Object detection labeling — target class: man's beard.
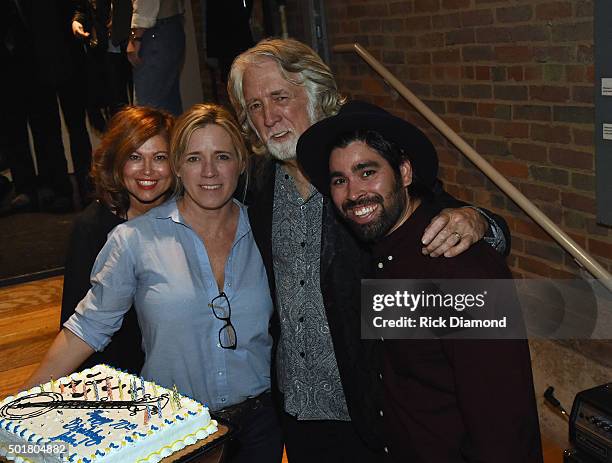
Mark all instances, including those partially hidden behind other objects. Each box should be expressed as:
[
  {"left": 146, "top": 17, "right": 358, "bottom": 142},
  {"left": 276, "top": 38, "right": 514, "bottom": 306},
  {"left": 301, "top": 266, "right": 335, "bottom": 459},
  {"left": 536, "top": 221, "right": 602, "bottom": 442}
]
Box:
[
  {"left": 258, "top": 100, "right": 318, "bottom": 161},
  {"left": 341, "top": 179, "right": 406, "bottom": 242},
  {"left": 266, "top": 135, "right": 298, "bottom": 161}
]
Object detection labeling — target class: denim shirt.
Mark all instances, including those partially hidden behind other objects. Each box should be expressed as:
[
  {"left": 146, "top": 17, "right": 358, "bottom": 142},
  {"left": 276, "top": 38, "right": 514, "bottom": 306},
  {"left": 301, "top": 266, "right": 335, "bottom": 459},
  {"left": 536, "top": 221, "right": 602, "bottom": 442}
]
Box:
[{"left": 65, "top": 199, "right": 273, "bottom": 411}]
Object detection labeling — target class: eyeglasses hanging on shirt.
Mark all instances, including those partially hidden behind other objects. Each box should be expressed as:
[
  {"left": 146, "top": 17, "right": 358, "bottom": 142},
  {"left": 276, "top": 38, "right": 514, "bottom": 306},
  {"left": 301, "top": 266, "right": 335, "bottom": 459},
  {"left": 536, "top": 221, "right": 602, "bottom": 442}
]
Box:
[{"left": 209, "top": 292, "right": 237, "bottom": 350}]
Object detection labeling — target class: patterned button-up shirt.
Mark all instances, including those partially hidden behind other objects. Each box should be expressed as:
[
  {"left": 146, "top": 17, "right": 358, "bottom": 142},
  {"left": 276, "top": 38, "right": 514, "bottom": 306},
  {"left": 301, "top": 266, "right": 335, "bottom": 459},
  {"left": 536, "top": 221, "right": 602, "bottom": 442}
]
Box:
[{"left": 271, "top": 164, "right": 350, "bottom": 420}]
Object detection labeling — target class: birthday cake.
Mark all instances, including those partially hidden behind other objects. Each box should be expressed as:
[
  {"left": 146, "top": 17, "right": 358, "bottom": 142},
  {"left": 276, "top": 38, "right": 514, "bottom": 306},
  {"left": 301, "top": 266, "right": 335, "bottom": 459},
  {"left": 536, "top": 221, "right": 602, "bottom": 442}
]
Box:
[{"left": 0, "top": 364, "right": 218, "bottom": 463}]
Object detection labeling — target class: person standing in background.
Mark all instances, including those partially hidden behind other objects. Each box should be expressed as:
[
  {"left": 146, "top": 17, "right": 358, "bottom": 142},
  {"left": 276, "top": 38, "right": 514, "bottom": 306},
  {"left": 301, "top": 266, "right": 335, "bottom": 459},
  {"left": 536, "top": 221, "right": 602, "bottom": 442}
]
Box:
[
  {"left": 71, "top": 0, "right": 133, "bottom": 127},
  {"left": 206, "top": 0, "right": 254, "bottom": 82},
  {"left": 1, "top": 0, "right": 90, "bottom": 213},
  {"left": 127, "top": 0, "right": 185, "bottom": 116}
]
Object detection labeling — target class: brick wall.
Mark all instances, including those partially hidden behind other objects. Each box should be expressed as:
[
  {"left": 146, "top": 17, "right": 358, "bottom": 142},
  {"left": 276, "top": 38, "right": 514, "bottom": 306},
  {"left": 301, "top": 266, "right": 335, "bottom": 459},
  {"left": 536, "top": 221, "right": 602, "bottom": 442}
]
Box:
[
  {"left": 304, "top": 0, "right": 612, "bottom": 448},
  {"left": 320, "top": 0, "right": 611, "bottom": 281}
]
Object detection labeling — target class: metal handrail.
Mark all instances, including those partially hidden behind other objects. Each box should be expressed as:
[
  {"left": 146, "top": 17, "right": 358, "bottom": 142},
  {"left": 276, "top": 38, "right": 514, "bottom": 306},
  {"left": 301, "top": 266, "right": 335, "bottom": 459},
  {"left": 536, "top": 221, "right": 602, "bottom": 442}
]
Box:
[{"left": 333, "top": 42, "right": 612, "bottom": 294}]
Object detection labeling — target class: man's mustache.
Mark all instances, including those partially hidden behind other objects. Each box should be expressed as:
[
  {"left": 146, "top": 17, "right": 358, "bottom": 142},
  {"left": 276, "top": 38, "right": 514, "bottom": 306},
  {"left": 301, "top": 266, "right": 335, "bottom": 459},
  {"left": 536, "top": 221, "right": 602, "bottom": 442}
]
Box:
[{"left": 342, "top": 194, "right": 384, "bottom": 215}]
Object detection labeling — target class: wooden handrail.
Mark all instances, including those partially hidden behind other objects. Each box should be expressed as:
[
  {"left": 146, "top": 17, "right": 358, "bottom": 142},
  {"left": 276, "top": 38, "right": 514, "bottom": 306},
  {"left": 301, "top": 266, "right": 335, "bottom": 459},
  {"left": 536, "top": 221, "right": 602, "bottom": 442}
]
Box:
[{"left": 333, "top": 42, "right": 612, "bottom": 293}]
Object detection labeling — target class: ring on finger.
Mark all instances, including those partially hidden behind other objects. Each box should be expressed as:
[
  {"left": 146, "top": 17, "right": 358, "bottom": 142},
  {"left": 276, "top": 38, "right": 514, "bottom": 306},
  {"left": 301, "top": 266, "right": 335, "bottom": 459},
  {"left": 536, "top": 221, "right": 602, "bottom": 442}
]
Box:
[{"left": 452, "top": 231, "right": 462, "bottom": 241}]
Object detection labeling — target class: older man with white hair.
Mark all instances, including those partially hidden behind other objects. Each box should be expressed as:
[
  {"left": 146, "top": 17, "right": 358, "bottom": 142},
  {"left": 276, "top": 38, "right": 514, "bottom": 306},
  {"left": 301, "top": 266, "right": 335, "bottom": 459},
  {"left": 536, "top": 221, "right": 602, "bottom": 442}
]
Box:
[{"left": 228, "top": 38, "right": 510, "bottom": 462}]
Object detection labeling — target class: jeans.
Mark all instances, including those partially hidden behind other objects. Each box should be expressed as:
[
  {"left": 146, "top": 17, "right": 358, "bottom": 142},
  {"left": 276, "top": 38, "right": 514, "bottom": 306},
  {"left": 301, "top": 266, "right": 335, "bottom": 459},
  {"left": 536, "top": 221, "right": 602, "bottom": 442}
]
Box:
[{"left": 133, "top": 14, "right": 185, "bottom": 116}]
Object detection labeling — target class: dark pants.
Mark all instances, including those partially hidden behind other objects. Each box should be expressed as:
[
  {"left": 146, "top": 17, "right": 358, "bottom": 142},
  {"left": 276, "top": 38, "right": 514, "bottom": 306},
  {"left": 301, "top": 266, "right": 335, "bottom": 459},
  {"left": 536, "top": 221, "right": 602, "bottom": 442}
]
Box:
[
  {"left": 0, "top": 86, "right": 35, "bottom": 196},
  {"left": 57, "top": 74, "right": 92, "bottom": 201},
  {"left": 10, "top": 79, "right": 73, "bottom": 199},
  {"left": 3, "top": 57, "right": 80, "bottom": 200},
  {"left": 282, "top": 412, "right": 382, "bottom": 463},
  {"left": 29, "top": 84, "right": 72, "bottom": 197},
  {"left": 133, "top": 14, "right": 185, "bottom": 116},
  {"left": 105, "top": 51, "right": 132, "bottom": 116},
  {"left": 217, "top": 392, "right": 284, "bottom": 463}
]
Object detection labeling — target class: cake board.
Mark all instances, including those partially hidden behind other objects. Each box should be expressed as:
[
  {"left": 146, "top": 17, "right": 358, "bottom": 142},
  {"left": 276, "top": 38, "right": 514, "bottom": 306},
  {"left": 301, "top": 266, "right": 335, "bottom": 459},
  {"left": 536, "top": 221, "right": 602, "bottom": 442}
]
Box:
[
  {"left": 0, "top": 422, "right": 232, "bottom": 463},
  {"left": 163, "top": 422, "right": 231, "bottom": 463}
]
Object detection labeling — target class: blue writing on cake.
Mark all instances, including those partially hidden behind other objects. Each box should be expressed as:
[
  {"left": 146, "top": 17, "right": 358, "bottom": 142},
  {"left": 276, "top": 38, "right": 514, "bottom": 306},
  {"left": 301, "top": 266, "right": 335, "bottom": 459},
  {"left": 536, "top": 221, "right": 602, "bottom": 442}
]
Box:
[
  {"left": 87, "top": 410, "right": 112, "bottom": 426},
  {"left": 49, "top": 411, "right": 136, "bottom": 447}
]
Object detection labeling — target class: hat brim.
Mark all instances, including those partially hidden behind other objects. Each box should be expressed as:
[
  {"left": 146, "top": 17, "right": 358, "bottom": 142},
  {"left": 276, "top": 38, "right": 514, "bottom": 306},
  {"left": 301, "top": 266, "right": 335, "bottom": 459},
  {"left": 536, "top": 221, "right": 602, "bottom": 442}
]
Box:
[{"left": 297, "top": 110, "right": 438, "bottom": 196}]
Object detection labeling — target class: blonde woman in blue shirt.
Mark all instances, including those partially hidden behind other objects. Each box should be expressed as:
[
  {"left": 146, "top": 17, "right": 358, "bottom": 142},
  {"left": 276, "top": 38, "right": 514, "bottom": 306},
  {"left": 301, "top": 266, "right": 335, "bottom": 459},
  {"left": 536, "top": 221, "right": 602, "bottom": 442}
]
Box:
[{"left": 25, "top": 104, "right": 283, "bottom": 462}]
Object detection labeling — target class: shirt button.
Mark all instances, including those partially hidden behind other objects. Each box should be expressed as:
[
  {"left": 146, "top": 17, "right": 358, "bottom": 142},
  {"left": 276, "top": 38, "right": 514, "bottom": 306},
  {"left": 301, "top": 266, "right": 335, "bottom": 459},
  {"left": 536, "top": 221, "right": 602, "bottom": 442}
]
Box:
[
  {"left": 387, "top": 255, "right": 393, "bottom": 261},
  {"left": 217, "top": 343, "right": 221, "bottom": 348},
  {"left": 299, "top": 317, "right": 304, "bottom": 322},
  {"left": 218, "top": 371, "right": 223, "bottom": 376},
  {"left": 221, "top": 398, "right": 226, "bottom": 402},
  {"left": 379, "top": 410, "right": 384, "bottom": 417},
  {"left": 300, "top": 280, "right": 305, "bottom": 286},
  {"left": 378, "top": 373, "right": 383, "bottom": 380},
  {"left": 284, "top": 174, "right": 289, "bottom": 179},
  {"left": 384, "top": 447, "right": 389, "bottom": 454},
  {"left": 300, "top": 352, "right": 305, "bottom": 358},
  {"left": 301, "top": 242, "right": 305, "bottom": 247},
  {"left": 377, "top": 262, "right": 384, "bottom": 269}
]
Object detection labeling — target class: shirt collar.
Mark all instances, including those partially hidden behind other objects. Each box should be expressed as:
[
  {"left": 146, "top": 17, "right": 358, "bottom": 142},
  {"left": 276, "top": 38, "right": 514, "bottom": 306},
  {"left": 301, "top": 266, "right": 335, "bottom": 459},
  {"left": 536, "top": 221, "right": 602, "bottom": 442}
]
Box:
[
  {"left": 154, "top": 198, "right": 183, "bottom": 222},
  {"left": 154, "top": 198, "right": 251, "bottom": 242},
  {"left": 275, "top": 162, "right": 320, "bottom": 205}
]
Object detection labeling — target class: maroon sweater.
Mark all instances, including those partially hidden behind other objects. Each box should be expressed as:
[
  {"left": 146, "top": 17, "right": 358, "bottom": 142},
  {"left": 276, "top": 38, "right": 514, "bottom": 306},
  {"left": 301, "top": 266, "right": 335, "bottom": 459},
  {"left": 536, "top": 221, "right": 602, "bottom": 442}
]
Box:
[{"left": 371, "top": 201, "right": 543, "bottom": 462}]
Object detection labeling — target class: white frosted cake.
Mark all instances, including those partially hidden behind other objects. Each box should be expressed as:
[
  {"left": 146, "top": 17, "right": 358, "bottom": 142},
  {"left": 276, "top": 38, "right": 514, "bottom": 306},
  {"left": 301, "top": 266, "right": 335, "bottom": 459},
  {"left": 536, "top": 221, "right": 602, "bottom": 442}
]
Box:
[{"left": 0, "top": 364, "right": 218, "bottom": 463}]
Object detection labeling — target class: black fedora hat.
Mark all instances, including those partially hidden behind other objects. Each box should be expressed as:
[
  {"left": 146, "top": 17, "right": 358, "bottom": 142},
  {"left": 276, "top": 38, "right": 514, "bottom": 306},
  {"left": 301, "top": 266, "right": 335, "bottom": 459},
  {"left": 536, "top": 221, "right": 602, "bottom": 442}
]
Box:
[{"left": 297, "top": 100, "right": 438, "bottom": 195}]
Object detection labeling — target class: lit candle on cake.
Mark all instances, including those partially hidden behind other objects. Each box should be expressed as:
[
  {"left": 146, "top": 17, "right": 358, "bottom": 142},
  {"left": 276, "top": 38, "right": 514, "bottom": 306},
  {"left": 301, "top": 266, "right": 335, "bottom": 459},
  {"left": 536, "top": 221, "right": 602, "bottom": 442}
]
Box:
[
  {"left": 106, "top": 377, "right": 113, "bottom": 400},
  {"left": 60, "top": 382, "right": 65, "bottom": 395},
  {"left": 172, "top": 385, "right": 181, "bottom": 410},
  {"left": 170, "top": 385, "right": 177, "bottom": 412}
]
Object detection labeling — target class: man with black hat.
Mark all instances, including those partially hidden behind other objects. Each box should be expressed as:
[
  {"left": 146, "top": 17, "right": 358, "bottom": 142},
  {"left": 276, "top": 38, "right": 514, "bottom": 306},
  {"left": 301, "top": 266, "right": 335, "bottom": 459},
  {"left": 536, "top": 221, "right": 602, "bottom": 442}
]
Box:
[
  {"left": 297, "top": 100, "right": 543, "bottom": 462},
  {"left": 228, "top": 38, "right": 514, "bottom": 461}
]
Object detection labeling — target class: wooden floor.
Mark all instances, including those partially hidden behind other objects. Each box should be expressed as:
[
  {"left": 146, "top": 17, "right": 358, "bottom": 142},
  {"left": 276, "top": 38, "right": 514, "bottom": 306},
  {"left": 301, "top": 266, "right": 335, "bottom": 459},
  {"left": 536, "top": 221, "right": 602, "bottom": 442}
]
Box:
[
  {"left": 0, "top": 276, "right": 564, "bottom": 462},
  {"left": 0, "top": 275, "right": 62, "bottom": 399}
]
